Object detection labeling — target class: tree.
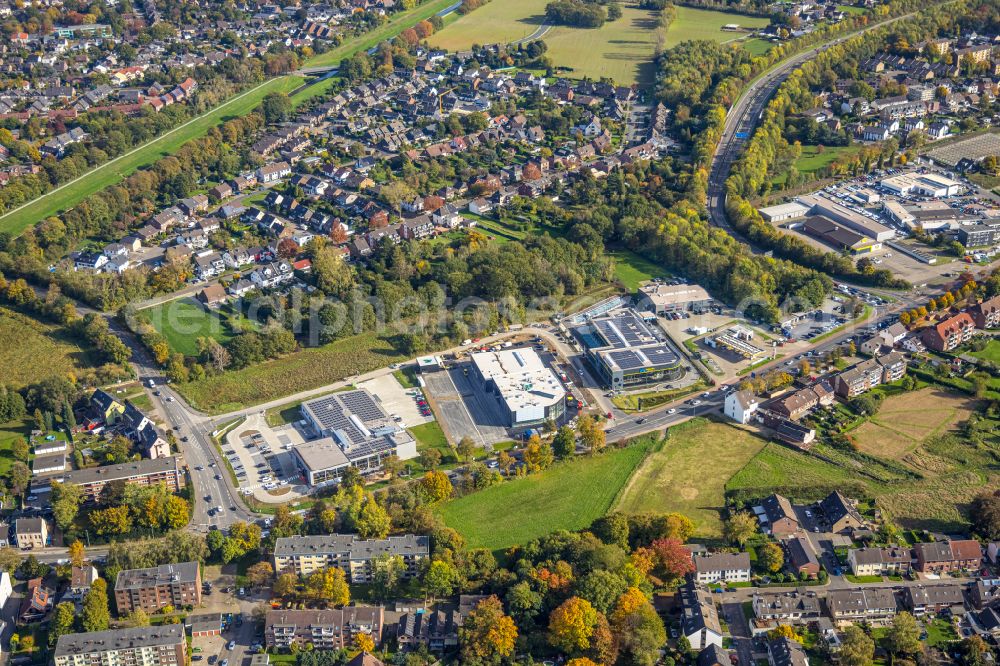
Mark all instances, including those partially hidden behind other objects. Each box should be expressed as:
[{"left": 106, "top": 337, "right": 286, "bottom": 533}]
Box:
[
  {"left": 121, "top": 608, "right": 151, "bottom": 628},
  {"left": 523, "top": 435, "right": 554, "bottom": 473},
  {"left": 81, "top": 578, "right": 111, "bottom": 632},
  {"left": 577, "top": 415, "right": 605, "bottom": 454},
  {"left": 553, "top": 426, "right": 576, "bottom": 457},
  {"left": 307, "top": 567, "right": 350, "bottom": 607},
  {"left": 355, "top": 495, "right": 391, "bottom": 539},
  {"left": 423, "top": 559, "right": 459, "bottom": 600},
  {"left": 723, "top": 511, "right": 758, "bottom": 548},
  {"left": 371, "top": 554, "right": 406, "bottom": 601},
  {"left": 9, "top": 461, "right": 30, "bottom": 496},
  {"left": 506, "top": 581, "right": 543, "bottom": 625},
  {"left": 971, "top": 491, "right": 1000, "bottom": 540},
  {"left": 548, "top": 596, "right": 599, "bottom": 654},
  {"left": 839, "top": 625, "right": 875, "bottom": 666},
  {"left": 10, "top": 437, "right": 29, "bottom": 462},
  {"left": 50, "top": 601, "right": 77, "bottom": 645},
  {"left": 68, "top": 540, "right": 85, "bottom": 568},
  {"left": 767, "top": 625, "right": 803, "bottom": 643},
  {"left": 420, "top": 470, "right": 453, "bottom": 503},
  {"left": 457, "top": 436, "right": 477, "bottom": 463},
  {"left": 355, "top": 633, "right": 375, "bottom": 654},
  {"left": 0, "top": 548, "right": 21, "bottom": 574},
  {"left": 247, "top": 562, "right": 274, "bottom": 589},
  {"left": 459, "top": 595, "right": 518, "bottom": 664},
  {"left": 274, "top": 573, "right": 298, "bottom": 598},
  {"left": 611, "top": 590, "right": 665, "bottom": 666},
  {"left": 957, "top": 636, "right": 989, "bottom": 666},
  {"left": 420, "top": 448, "right": 442, "bottom": 469},
  {"left": 759, "top": 543, "right": 785, "bottom": 573},
  {"left": 886, "top": 612, "right": 922, "bottom": 658},
  {"left": 260, "top": 92, "right": 292, "bottom": 123},
  {"left": 650, "top": 538, "right": 694, "bottom": 580}
]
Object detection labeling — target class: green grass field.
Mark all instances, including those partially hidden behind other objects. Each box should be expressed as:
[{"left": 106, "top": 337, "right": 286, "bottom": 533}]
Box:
[
  {"left": 438, "top": 440, "right": 654, "bottom": 551},
  {"left": 0, "top": 76, "right": 303, "bottom": 237},
  {"left": 742, "top": 37, "right": 775, "bottom": 56},
  {"left": 427, "top": 0, "right": 547, "bottom": 49},
  {"left": 175, "top": 331, "right": 411, "bottom": 413},
  {"left": 794, "top": 144, "right": 863, "bottom": 174},
  {"left": 663, "top": 6, "right": 770, "bottom": 49},
  {"left": 0, "top": 420, "right": 31, "bottom": 476},
  {"left": 616, "top": 419, "right": 768, "bottom": 538},
  {"left": 0, "top": 306, "right": 100, "bottom": 389},
  {"left": 610, "top": 249, "right": 670, "bottom": 290},
  {"left": 307, "top": 0, "right": 460, "bottom": 68},
  {"left": 140, "top": 298, "right": 233, "bottom": 357},
  {"left": 971, "top": 339, "right": 1000, "bottom": 363}
]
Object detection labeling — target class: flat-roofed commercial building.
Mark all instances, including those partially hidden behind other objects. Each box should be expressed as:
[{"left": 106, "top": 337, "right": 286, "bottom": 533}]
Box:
[
  {"left": 797, "top": 195, "right": 895, "bottom": 242},
  {"left": 273, "top": 534, "right": 429, "bottom": 580},
  {"left": 759, "top": 202, "right": 811, "bottom": 223},
  {"left": 469, "top": 348, "right": 566, "bottom": 428},
  {"left": 879, "top": 173, "right": 963, "bottom": 197},
  {"left": 296, "top": 389, "right": 417, "bottom": 486},
  {"left": 114, "top": 561, "right": 201, "bottom": 614},
  {"left": 63, "top": 457, "right": 184, "bottom": 502},
  {"left": 572, "top": 309, "right": 684, "bottom": 389},
  {"left": 637, "top": 283, "right": 713, "bottom": 314},
  {"left": 54, "top": 625, "right": 186, "bottom": 666}
]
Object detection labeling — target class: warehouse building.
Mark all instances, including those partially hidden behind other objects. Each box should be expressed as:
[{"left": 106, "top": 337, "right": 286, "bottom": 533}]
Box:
[
  {"left": 796, "top": 194, "right": 895, "bottom": 242},
  {"left": 572, "top": 308, "right": 684, "bottom": 389},
  {"left": 798, "top": 216, "right": 882, "bottom": 254},
  {"left": 469, "top": 348, "right": 566, "bottom": 428},
  {"left": 879, "top": 172, "right": 963, "bottom": 197},
  {"left": 296, "top": 389, "right": 417, "bottom": 486},
  {"left": 636, "top": 283, "right": 713, "bottom": 314},
  {"left": 759, "top": 201, "right": 811, "bottom": 223}
]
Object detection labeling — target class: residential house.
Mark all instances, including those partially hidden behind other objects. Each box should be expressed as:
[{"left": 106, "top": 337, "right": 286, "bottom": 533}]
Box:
[
  {"left": 923, "top": 312, "right": 976, "bottom": 352},
  {"left": 68, "top": 565, "right": 99, "bottom": 599},
  {"left": 114, "top": 562, "right": 202, "bottom": 614},
  {"left": 680, "top": 582, "right": 723, "bottom": 650},
  {"left": 847, "top": 547, "right": 913, "bottom": 576},
  {"left": 258, "top": 161, "right": 292, "bottom": 184},
  {"left": 397, "top": 608, "right": 460, "bottom": 652},
  {"left": 970, "top": 295, "right": 1000, "bottom": 329},
  {"left": 752, "top": 591, "right": 822, "bottom": 627},
  {"left": 15, "top": 518, "right": 49, "bottom": 550},
  {"left": 693, "top": 552, "right": 752, "bottom": 584},
  {"left": 786, "top": 537, "right": 820, "bottom": 577},
  {"left": 265, "top": 608, "right": 383, "bottom": 650},
  {"left": 725, "top": 390, "right": 759, "bottom": 424},
  {"left": 698, "top": 645, "right": 731, "bottom": 666},
  {"left": 904, "top": 585, "right": 966, "bottom": 615},
  {"left": 759, "top": 494, "right": 800, "bottom": 539},
  {"left": 767, "top": 638, "right": 809, "bottom": 666},
  {"left": 249, "top": 261, "right": 294, "bottom": 289},
  {"left": 819, "top": 491, "right": 865, "bottom": 534},
  {"left": 91, "top": 388, "right": 125, "bottom": 425},
  {"left": 914, "top": 540, "right": 982, "bottom": 573},
  {"left": 826, "top": 587, "right": 898, "bottom": 624}
]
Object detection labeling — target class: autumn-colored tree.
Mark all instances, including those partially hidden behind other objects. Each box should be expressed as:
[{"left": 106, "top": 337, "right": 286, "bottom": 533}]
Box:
[
  {"left": 723, "top": 511, "right": 758, "bottom": 548},
  {"left": 651, "top": 538, "right": 694, "bottom": 580},
  {"left": 630, "top": 547, "right": 656, "bottom": 575},
  {"left": 522, "top": 162, "right": 543, "bottom": 181},
  {"left": 330, "top": 222, "right": 349, "bottom": 244},
  {"left": 413, "top": 19, "right": 434, "bottom": 38},
  {"left": 246, "top": 561, "right": 274, "bottom": 589},
  {"left": 277, "top": 238, "right": 300, "bottom": 259},
  {"left": 664, "top": 512, "right": 696, "bottom": 541},
  {"left": 577, "top": 414, "right": 605, "bottom": 454},
  {"left": 307, "top": 567, "right": 350, "bottom": 607},
  {"left": 759, "top": 542, "right": 785, "bottom": 573},
  {"left": 768, "top": 625, "right": 803, "bottom": 643},
  {"left": 523, "top": 435, "right": 554, "bottom": 473},
  {"left": 535, "top": 560, "right": 574, "bottom": 592},
  {"left": 566, "top": 659, "right": 600, "bottom": 666},
  {"left": 419, "top": 470, "right": 453, "bottom": 503},
  {"left": 459, "top": 595, "right": 518, "bottom": 664},
  {"left": 68, "top": 540, "right": 85, "bottom": 568},
  {"left": 274, "top": 573, "right": 298, "bottom": 598},
  {"left": 548, "top": 596, "right": 599, "bottom": 654},
  {"left": 354, "top": 633, "right": 375, "bottom": 654}
]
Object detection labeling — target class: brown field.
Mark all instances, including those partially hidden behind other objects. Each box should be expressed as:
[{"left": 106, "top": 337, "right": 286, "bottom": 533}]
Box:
[{"left": 852, "top": 388, "right": 973, "bottom": 461}]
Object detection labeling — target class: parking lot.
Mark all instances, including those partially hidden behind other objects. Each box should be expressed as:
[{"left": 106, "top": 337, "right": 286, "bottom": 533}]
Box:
[
  {"left": 357, "top": 373, "right": 434, "bottom": 427},
  {"left": 423, "top": 364, "right": 510, "bottom": 447},
  {"left": 222, "top": 413, "right": 308, "bottom": 504}
]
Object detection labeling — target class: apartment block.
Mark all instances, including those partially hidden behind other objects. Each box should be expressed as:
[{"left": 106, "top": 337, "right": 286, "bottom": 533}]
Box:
[
  {"left": 114, "top": 562, "right": 201, "bottom": 614},
  {"left": 264, "top": 608, "right": 384, "bottom": 650},
  {"left": 273, "top": 534, "right": 429, "bottom": 580},
  {"left": 64, "top": 456, "right": 184, "bottom": 502},
  {"left": 54, "top": 625, "right": 186, "bottom": 666}
]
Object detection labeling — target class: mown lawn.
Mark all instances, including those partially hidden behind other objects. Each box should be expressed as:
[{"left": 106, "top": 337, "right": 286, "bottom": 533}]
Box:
[
  {"left": 742, "top": 37, "right": 775, "bottom": 56},
  {"left": 971, "top": 338, "right": 1000, "bottom": 363},
  {"left": 438, "top": 439, "right": 655, "bottom": 552},
  {"left": 140, "top": 298, "right": 233, "bottom": 357},
  {"left": 795, "top": 144, "right": 863, "bottom": 174},
  {"left": 0, "top": 306, "right": 101, "bottom": 389},
  {"left": 0, "top": 76, "right": 302, "bottom": 237},
  {"left": 0, "top": 420, "right": 31, "bottom": 476},
  {"left": 663, "top": 6, "right": 770, "bottom": 49},
  {"left": 609, "top": 249, "right": 670, "bottom": 290},
  {"left": 175, "top": 331, "right": 411, "bottom": 413},
  {"left": 615, "top": 419, "right": 768, "bottom": 538}
]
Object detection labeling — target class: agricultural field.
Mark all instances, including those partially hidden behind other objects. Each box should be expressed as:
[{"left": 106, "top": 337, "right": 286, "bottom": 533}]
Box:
[
  {"left": 0, "top": 76, "right": 302, "bottom": 238},
  {"left": 0, "top": 307, "right": 100, "bottom": 389},
  {"left": 175, "top": 331, "right": 412, "bottom": 413},
  {"left": 426, "top": 0, "right": 548, "bottom": 50},
  {"left": 139, "top": 298, "right": 234, "bottom": 357},
  {"left": 439, "top": 439, "right": 655, "bottom": 552},
  {"left": 850, "top": 388, "right": 974, "bottom": 461},
  {"left": 615, "top": 419, "right": 767, "bottom": 538},
  {"left": 429, "top": 1, "right": 663, "bottom": 85},
  {"left": 662, "top": 6, "right": 770, "bottom": 49}
]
